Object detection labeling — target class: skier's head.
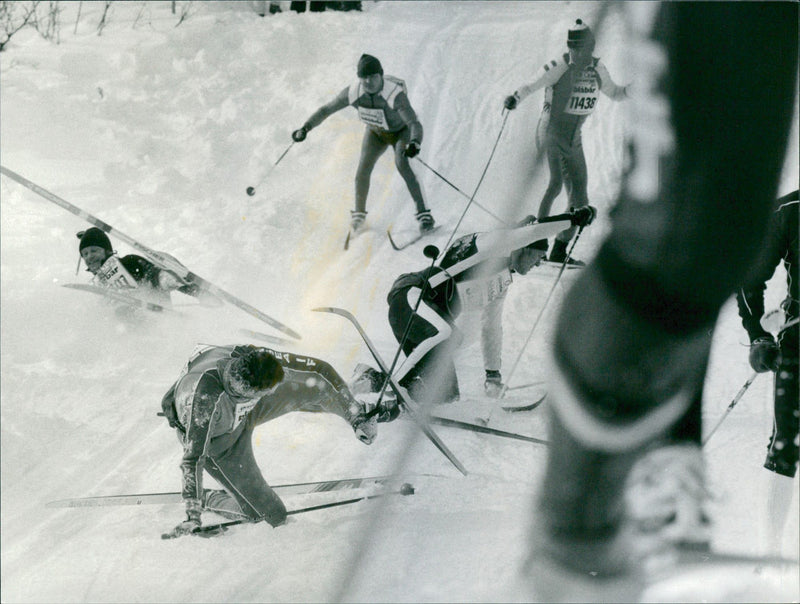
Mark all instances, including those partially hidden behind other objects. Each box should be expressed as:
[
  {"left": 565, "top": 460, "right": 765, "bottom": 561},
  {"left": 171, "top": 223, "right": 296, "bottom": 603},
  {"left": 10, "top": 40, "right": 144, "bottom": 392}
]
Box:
[
  {"left": 567, "top": 18, "right": 595, "bottom": 64},
  {"left": 357, "top": 54, "right": 383, "bottom": 93},
  {"left": 77, "top": 228, "right": 113, "bottom": 274},
  {"left": 224, "top": 347, "right": 284, "bottom": 398},
  {"left": 511, "top": 215, "right": 548, "bottom": 275}
]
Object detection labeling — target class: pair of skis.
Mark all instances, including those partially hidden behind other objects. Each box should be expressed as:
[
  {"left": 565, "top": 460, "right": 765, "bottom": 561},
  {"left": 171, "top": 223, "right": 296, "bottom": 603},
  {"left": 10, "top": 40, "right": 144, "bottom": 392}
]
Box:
[
  {"left": 1, "top": 165, "right": 301, "bottom": 341},
  {"left": 344, "top": 225, "right": 441, "bottom": 251}
]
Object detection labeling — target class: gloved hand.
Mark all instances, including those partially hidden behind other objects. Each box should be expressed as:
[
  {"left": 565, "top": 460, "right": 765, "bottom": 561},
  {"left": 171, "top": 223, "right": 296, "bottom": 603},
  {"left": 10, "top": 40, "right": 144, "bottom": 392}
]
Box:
[
  {"left": 570, "top": 205, "right": 597, "bottom": 228},
  {"left": 484, "top": 370, "right": 504, "bottom": 398},
  {"left": 163, "top": 500, "right": 202, "bottom": 539},
  {"left": 404, "top": 140, "right": 421, "bottom": 158},
  {"left": 291, "top": 125, "right": 309, "bottom": 142},
  {"left": 352, "top": 415, "right": 377, "bottom": 445},
  {"left": 504, "top": 94, "right": 519, "bottom": 110},
  {"left": 160, "top": 384, "right": 184, "bottom": 434},
  {"left": 749, "top": 336, "right": 780, "bottom": 373}
]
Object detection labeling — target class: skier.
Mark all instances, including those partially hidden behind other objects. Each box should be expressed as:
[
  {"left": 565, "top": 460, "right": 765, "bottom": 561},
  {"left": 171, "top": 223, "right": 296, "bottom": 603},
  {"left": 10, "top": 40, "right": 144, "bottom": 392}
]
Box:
[
  {"left": 356, "top": 208, "right": 595, "bottom": 406},
  {"left": 523, "top": 3, "right": 798, "bottom": 601},
  {"left": 736, "top": 189, "right": 799, "bottom": 556},
  {"left": 291, "top": 54, "right": 436, "bottom": 235},
  {"left": 503, "top": 18, "right": 630, "bottom": 266},
  {"left": 77, "top": 227, "right": 202, "bottom": 304},
  {"left": 160, "top": 344, "right": 393, "bottom": 538}
]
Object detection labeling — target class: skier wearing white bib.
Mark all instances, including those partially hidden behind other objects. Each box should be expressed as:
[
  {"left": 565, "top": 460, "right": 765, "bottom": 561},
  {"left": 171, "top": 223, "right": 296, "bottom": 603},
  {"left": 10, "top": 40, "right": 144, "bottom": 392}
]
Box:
[
  {"left": 504, "top": 19, "right": 630, "bottom": 265},
  {"left": 77, "top": 227, "right": 201, "bottom": 305},
  {"left": 292, "top": 54, "right": 435, "bottom": 235}
]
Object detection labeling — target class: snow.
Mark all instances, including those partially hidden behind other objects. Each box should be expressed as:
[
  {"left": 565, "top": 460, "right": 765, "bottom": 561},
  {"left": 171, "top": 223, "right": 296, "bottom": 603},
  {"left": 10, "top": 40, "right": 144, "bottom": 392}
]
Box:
[{"left": 1, "top": 2, "right": 798, "bottom": 602}]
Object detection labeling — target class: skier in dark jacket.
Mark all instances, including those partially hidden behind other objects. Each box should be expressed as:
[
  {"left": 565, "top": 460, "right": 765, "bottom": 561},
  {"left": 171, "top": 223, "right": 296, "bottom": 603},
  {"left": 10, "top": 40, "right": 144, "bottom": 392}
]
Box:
[
  {"left": 77, "top": 227, "right": 202, "bottom": 304},
  {"left": 160, "top": 344, "right": 382, "bottom": 539},
  {"left": 373, "top": 207, "right": 594, "bottom": 405},
  {"left": 291, "top": 54, "right": 435, "bottom": 235},
  {"left": 736, "top": 190, "right": 798, "bottom": 555}
]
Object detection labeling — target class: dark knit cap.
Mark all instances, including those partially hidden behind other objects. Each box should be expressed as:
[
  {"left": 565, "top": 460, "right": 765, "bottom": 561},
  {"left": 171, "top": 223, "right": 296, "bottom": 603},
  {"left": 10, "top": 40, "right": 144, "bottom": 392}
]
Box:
[
  {"left": 567, "top": 18, "right": 595, "bottom": 49},
  {"left": 357, "top": 54, "right": 383, "bottom": 77},
  {"left": 77, "top": 227, "right": 113, "bottom": 253}
]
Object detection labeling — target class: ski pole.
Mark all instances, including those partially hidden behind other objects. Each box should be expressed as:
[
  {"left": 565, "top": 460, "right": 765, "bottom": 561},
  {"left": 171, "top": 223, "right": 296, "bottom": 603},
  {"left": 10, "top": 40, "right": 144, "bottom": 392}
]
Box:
[
  {"left": 413, "top": 157, "right": 509, "bottom": 226},
  {"left": 190, "top": 485, "right": 415, "bottom": 535},
  {"left": 499, "top": 228, "right": 584, "bottom": 400},
  {"left": 702, "top": 371, "right": 759, "bottom": 446},
  {"left": 246, "top": 141, "right": 294, "bottom": 196}
]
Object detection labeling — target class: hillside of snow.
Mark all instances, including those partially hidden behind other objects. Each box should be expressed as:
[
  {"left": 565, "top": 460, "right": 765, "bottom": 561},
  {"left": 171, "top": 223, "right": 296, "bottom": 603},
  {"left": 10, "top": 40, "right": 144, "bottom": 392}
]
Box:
[{"left": 1, "top": 2, "right": 798, "bottom": 602}]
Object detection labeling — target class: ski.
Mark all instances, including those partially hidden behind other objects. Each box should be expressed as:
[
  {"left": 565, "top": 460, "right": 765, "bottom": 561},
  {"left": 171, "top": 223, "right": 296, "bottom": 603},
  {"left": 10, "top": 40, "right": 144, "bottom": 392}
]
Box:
[
  {"left": 62, "top": 283, "right": 175, "bottom": 314},
  {"left": 46, "top": 474, "right": 413, "bottom": 508},
  {"left": 427, "top": 415, "right": 549, "bottom": 445},
  {"left": 501, "top": 392, "right": 546, "bottom": 413},
  {"left": 312, "top": 306, "right": 468, "bottom": 476},
  {"left": 539, "top": 260, "right": 584, "bottom": 271},
  {"left": 238, "top": 329, "right": 295, "bottom": 347},
  {"left": 166, "top": 484, "right": 416, "bottom": 539},
  {"left": 387, "top": 226, "right": 442, "bottom": 251},
  {"left": 1, "top": 165, "right": 301, "bottom": 340}
]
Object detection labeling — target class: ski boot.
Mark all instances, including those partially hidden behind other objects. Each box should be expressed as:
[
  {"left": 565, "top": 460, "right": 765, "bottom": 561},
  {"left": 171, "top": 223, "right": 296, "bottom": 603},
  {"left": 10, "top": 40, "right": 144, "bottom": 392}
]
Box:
[
  {"left": 549, "top": 238, "right": 585, "bottom": 266},
  {"left": 484, "top": 370, "right": 504, "bottom": 398},
  {"left": 350, "top": 363, "right": 386, "bottom": 394},
  {"left": 415, "top": 210, "right": 436, "bottom": 234},
  {"left": 350, "top": 210, "right": 367, "bottom": 234}
]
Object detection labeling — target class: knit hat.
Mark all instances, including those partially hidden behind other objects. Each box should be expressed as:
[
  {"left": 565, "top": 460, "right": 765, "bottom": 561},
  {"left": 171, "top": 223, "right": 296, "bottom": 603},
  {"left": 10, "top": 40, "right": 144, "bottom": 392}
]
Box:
[
  {"left": 357, "top": 54, "right": 383, "bottom": 78},
  {"left": 77, "top": 227, "right": 113, "bottom": 253},
  {"left": 567, "top": 18, "right": 595, "bottom": 49}
]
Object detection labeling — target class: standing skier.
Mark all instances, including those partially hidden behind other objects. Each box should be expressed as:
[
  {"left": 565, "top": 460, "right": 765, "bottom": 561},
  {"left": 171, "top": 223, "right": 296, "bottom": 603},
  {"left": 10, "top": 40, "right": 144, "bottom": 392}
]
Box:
[
  {"left": 503, "top": 18, "right": 629, "bottom": 265},
  {"left": 77, "top": 227, "right": 202, "bottom": 304},
  {"left": 736, "top": 189, "right": 799, "bottom": 556},
  {"left": 291, "top": 54, "right": 436, "bottom": 235},
  {"left": 367, "top": 208, "right": 594, "bottom": 405},
  {"left": 524, "top": 3, "right": 797, "bottom": 601},
  {"left": 160, "top": 344, "right": 387, "bottom": 538}
]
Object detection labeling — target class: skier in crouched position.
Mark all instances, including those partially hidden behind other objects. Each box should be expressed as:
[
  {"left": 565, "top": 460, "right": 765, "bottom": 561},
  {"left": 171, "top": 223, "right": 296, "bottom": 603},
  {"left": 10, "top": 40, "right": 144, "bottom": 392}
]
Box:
[
  {"left": 353, "top": 207, "right": 594, "bottom": 406},
  {"left": 160, "top": 344, "right": 387, "bottom": 538},
  {"left": 291, "top": 54, "right": 435, "bottom": 235}
]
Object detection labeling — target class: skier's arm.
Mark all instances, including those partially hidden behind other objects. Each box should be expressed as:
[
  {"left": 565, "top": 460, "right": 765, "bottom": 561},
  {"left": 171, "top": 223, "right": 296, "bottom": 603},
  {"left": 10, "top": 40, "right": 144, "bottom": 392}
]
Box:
[
  {"left": 393, "top": 91, "right": 423, "bottom": 143},
  {"left": 302, "top": 87, "right": 351, "bottom": 131},
  {"left": 511, "top": 60, "right": 567, "bottom": 105},
  {"left": 595, "top": 61, "right": 630, "bottom": 101},
  {"left": 178, "top": 374, "right": 222, "bottom": 506}
]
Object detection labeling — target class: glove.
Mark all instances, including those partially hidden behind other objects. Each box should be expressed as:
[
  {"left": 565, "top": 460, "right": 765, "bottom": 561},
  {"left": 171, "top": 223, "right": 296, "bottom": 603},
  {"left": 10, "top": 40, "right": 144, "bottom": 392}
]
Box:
[
  {"left": 291, "top": 125, "right": 309, "bottom": 142},
  {"left": 504, "top": 94, "right": 519, "bottom": 110},
  {"left": 352, "top": 415, "right": 377, "bottom": 445},
  {"left": 749, "top": 336, "right": 780, "bottom": 373},
  {"left": 570, "top": 205, "right": 597, "bottom": 228},
  {"left": 160, "top": 384, "right": 184, "bottom": 433},
  {"left": 484, "top": 370, "right": 504, "bottom": 398},
  {"left": 404, "top": 140, "right": 421, "bottom": 158},
  {"left": 163, "top": 500, "right": 202, "bottom": 539}
]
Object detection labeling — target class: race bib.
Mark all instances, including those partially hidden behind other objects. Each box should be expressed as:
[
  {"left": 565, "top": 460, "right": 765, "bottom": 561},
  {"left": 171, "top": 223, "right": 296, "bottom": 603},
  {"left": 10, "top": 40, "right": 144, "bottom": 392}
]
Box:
[
  {"left": 233, "top": 400, "right": 258, "bottom": 429},
  {"left": 458, "top": 269, "right": 511, "bottom": 311},
  {"left": 564, "top": 72, "right": 599, "bottom": 116},
  {"left": 95, "top": 256, "right": 137, "bottom": 289},
  {"left": 357, "top": 106, "right": 389, "bottom": 130}
]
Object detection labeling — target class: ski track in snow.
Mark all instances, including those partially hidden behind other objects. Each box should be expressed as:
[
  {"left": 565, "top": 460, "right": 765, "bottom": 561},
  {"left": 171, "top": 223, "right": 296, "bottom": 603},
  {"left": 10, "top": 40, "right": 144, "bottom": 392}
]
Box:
[{"left": 1, "top": 2, "right": 798, "bottom": 602}]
